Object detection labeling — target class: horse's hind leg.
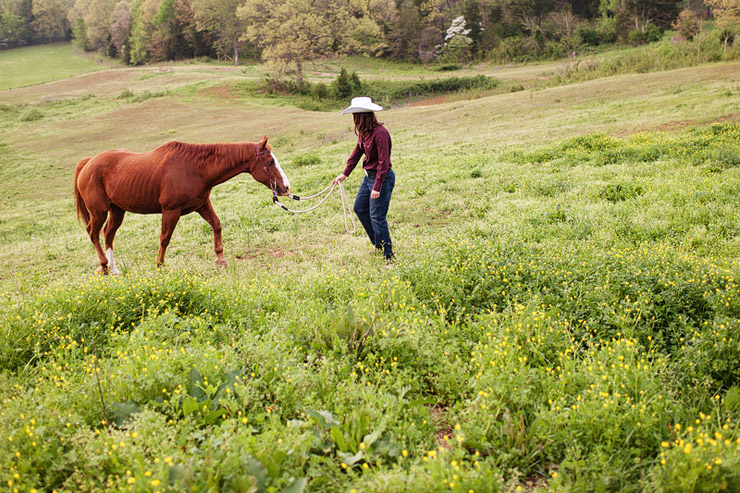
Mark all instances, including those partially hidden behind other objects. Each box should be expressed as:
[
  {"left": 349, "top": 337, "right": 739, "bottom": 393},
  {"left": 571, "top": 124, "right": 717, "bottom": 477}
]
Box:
[
  {"left": 157, "top": 208, "right": 182, "bottom": 268},
  {"left": 197, "top": 199, "right": 226, "bottom": 267},
  {"left": 87, "top": 211, "right": 109, "bottom": 274},
  {"left": 103, "top": 206, "right": 125, "bottom": 275}
]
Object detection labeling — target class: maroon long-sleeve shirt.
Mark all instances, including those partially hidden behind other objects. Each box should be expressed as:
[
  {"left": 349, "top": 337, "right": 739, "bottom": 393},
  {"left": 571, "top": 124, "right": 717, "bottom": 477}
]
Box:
[{"left": 342, "top": 125, "right": 392, "bottom": 192}]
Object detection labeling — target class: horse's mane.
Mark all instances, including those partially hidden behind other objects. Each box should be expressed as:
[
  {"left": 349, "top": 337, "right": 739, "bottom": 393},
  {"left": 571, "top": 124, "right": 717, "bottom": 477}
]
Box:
[{"left": 159, "top": 141, "right": 263, "bottom": 171}]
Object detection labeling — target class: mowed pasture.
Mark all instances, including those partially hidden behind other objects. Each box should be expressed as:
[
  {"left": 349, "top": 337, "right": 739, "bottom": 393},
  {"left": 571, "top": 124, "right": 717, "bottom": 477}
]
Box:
[
  {"left": 0, "top": 43, "right": 113, "bottom": 90},
  {"left": 1, "top": 46, "right": 740, "bottom": 492}
]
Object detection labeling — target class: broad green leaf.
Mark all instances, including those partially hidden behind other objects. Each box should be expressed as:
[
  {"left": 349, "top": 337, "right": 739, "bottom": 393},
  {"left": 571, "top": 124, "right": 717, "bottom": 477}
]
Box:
[
  {"left": 182, "top": 396, "right": 199, "bottom": 417},
  {"left": 187, "top": 368, "right": 206, "bottom": 401},
  {"left": 362, "top": 427, "right": 383, "bottom": 448},
  {"left": 306, "top": 409, "right": 340, "bottom": 429},
  {"left": 108, "top": 401, "right": 141, "bottom": 426},
  {"left": 244, "top": 453, "right": 268, "bottom": 492},
  {"left": 281, "top": 477, "right": 307, "bottom": 493},
  {"left": 725, "top": 386, "right": 740, "bottom": 411},
  {"left": 337, "top": 450, "right": 363, "bottom": 466},
  {"left": 330, "top": 426, "right": 347, "bottom": 451}
]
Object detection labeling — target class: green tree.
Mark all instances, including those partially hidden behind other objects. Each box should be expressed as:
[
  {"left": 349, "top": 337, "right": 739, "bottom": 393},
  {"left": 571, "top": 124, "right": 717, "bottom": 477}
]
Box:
[
  {"left": 191, "top": 0, "right": 245, "bottom": 65},
  {"left": 128, "top": 0, "right": 158, "bottom": 63},
  {"left": 599, "top": 0, "right": 680, "bottom": 37},
  {"left": 110, "top": 0, "right": 132, "bottom": 60},
  {"left": 0, "top": 7, "right": 31, "bottom": 46},
  {"left": 71, "top": 17, "right": 88, "bottom": 48},
  {"left": 333, "top": 66, "right": 362, "bottom": 99},
  {"left": 504, "top": 0, "right": 552, "bottom": 33},
  {"left": 128, "top": 0, "right": 196, "bottom": 63},
  {"left": 152, "top": 0, "right": 177, "bottom": 58},
  {"left": 387, "top": 0, "right": 421, "bottom": 60},
  {"left": 173, "top": 0, "right": 211, "bottom": 59},
  {"left": 87, "top": 0, "right": 117, "bottom": 50},
  {"left": 462, "top": 0, "right": 484, "bottom": 54},
  {"left": 31, "top": 0, "right": 69, "bottom": 42},
  {"left": 707, "top": 0, "right": 740, "bottom": 53},
  {"left": 238, "top": 0, "right": 375, "bottom": 85},
  {"left": 673, "top": 7, "right": 701, "bottom": 40},
  {"left": 69, "top": 0, "right": 118, "bottom": 51}
]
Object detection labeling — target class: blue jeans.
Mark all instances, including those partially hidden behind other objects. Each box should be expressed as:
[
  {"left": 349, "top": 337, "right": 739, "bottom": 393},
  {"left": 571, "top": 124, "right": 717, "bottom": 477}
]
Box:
[{"left": 354, "top": 169, "right": 395, "bottom": 259}]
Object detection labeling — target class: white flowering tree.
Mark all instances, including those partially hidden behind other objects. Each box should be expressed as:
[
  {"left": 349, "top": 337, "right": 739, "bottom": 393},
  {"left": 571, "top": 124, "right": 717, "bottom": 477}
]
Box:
[{"left": 436, "top": 15, "right": 473, "bottom": 62}]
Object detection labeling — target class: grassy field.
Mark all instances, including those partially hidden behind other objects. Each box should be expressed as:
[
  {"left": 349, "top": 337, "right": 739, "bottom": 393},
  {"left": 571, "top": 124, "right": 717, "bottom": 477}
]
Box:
[
  {"left": 0, "top": 43, "right": 113, "bottom": 90},
  {"left": 1, "top": 44, "right": 740, "bottom": 492}
]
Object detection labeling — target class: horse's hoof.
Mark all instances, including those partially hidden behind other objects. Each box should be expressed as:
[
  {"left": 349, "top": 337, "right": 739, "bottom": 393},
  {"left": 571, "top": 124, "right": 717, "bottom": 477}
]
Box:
[
  {"left": 215, "top": 259, "right": 227, "bottom": 268},
  {"left": 95, "top": 266, "right": 108, "bottom": 275}
]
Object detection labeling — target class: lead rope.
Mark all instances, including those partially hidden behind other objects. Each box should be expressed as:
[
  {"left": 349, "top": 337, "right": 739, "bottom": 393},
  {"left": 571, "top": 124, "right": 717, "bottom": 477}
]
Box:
[{"left": 273, "top": 181, "right": 356, "bottom": 234}]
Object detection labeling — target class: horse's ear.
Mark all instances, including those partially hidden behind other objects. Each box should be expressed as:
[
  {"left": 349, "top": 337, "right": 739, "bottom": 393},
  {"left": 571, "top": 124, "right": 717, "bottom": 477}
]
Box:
[{"left": 259, "top": 135, "right": 268, "bottom": 150}]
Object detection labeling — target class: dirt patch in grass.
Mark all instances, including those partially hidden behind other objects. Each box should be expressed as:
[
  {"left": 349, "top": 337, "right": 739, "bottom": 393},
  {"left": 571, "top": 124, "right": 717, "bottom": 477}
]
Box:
[
  {"left": 0, "top": 66, "right": 246, "bottom": 104},
  {"left": 630, "top": 112, "right": 740, "bottom": 134},
  {"left": 714, "top": 112, "right": 740, "bottom": 123},
  {"left": 409, "top": 96, "right": 450, "bottom": 107},
  {"left": 236, "top": 246, "right": 304, "bottom": 261},
  {"left": 198, "top": 84, "right": 238, "bottom": 101},
  {"left": 428, "top": 405, "right": 453, "bottom": 450}
]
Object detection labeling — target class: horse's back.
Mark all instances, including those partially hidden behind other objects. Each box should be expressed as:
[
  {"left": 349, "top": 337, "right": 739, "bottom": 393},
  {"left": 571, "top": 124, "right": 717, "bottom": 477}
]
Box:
[{"left": 77, "top": 148, "right": 168, "bottom": 214}]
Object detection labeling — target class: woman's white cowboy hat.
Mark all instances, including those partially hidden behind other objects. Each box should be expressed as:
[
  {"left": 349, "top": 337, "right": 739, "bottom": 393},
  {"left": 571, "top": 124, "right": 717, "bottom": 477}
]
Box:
[{"left": 341, "top": 97, "right": 384, "bottom": 114}]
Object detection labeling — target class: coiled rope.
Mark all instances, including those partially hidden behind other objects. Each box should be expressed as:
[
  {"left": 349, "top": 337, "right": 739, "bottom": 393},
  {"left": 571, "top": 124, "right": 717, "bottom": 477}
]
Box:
[{"left": 272, "top": 181, "right": 356, "bottom": 234}]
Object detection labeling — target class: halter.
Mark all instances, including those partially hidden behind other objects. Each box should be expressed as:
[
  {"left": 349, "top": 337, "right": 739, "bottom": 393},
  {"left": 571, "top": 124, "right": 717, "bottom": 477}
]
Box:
[
  {"left": 254, "top": 143, "right": 301, "bottom": 202},
  {"left": 255, "top": 145, "right": 278, "bottom": 192}
]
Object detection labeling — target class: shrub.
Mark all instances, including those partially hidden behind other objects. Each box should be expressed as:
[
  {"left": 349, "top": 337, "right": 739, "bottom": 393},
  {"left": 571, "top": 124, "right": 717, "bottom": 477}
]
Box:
[
  {"left": 596, "top": 15, "right": 618, "bottom": 44},
  {"left": 332, "top": 67, "right": 362, "bottom": 100},
  {"left": 435, "top": 63, "right": 462, "bottom": 71},
  {"left": 21, "top": 109, "right": 43, "bottom": 122},
  {"left": 311, "top": 82, "right": 330, "bottom": 100},
  {"left": 710, "top": 144, "right": 740, "bottom": 168},
  {"left": 599, "top": 182, "right": 645, "bottom": 203},
  {"left": 577, "top": 24, "right": 601, "bottom": 46},
  {"left": 364, "top": 75, "right": 499, "bottom": 101},
  {"left": 627, "top": 24, "right": 663, "bottom": 46}
]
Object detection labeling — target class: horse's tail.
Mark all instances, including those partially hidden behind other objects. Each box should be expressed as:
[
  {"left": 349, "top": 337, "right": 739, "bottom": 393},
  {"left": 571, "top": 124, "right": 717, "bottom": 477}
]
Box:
[{"left": 74, "top": 157, "right": 91, "bottom": 225}]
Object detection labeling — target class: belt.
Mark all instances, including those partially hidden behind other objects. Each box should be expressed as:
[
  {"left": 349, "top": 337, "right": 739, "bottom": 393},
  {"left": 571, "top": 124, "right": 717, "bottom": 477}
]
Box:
[{"left": 364, "top": 169, "right": 376, "bottom": 178}]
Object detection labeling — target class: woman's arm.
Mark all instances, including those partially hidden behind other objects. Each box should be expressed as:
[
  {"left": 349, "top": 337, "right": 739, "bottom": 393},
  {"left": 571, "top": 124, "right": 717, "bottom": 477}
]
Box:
[
  {"left": 343, "top": 141, "right": 364, "bottom": 177},
  {"left": 371, "top": 128, "right": 391, "bottom": 197},
  {"left": 334, "top": 141, "right": 363, "bottom": 185}
]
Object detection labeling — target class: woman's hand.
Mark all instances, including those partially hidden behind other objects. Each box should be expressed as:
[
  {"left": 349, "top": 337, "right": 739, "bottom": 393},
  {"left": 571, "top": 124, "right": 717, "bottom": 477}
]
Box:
[
  {"left": 370, "top": 190, "right": 380, "bottom": 200},
  {"left": 332, "top": 174, "right": 346, "bottom": 185}
]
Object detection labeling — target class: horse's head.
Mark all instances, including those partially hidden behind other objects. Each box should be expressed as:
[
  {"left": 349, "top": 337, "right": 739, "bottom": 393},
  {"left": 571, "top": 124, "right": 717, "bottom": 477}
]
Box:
[{"left": 253, "top": 135, "right": 290, "bottom": 196}]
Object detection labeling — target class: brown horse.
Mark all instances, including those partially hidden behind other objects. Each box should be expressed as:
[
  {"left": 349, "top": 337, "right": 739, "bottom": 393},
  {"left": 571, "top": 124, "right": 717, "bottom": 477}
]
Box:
[{"left": 74, "top": 135, "right": 290, "bottom": 274}]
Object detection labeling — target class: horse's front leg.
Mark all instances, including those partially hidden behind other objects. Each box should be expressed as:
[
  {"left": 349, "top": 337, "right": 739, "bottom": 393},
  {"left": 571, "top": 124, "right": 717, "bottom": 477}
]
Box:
[
  {"left": 157, "top": 208, "right": 182, "bottom": 267},
  {"left": 197, "top": 199, "right": 226, "bottom": 267}
]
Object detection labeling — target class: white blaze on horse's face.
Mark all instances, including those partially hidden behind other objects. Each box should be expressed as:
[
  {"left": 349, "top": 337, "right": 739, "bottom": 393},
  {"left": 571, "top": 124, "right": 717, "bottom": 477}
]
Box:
[{"left": 271, "top": 151, "right": 290, "bottom": 193}]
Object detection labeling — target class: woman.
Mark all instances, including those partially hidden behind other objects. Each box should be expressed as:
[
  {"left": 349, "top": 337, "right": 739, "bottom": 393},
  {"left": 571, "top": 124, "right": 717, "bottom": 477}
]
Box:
[{"left": 333, "top": 97, "right": 395, "bottom": 260}]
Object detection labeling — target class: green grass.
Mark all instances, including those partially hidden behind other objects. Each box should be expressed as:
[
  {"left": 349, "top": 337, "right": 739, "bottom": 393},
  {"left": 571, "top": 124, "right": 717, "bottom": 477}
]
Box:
[
  {"left": 0, "top": 43, "right": 111, "bottom": 90},
  {"left": 2, "top": 46, "right": 740, "bottom": 491}
]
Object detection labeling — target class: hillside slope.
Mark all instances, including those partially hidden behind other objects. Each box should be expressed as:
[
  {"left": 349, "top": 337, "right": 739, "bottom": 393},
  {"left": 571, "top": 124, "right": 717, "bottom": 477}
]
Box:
[{"left": 1, "top": 57, "right": 740, "bottom": 492}]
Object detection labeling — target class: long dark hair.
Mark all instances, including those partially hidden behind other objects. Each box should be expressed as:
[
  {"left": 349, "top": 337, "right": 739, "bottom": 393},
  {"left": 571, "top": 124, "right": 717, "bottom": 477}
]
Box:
[{"left": 353, "top": 112, "right": 382, "bottom": 138}]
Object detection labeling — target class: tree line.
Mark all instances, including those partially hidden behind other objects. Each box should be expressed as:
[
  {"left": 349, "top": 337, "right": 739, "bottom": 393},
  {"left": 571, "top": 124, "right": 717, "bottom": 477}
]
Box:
[{"left": 1, "top": 0, "right": 738, "bottom": 82}]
